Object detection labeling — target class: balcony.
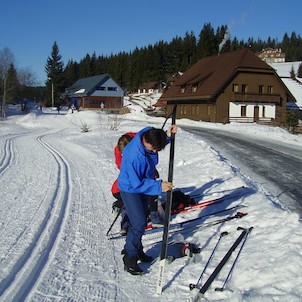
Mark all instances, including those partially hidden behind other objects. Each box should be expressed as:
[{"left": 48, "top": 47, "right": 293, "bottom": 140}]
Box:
[{"left": 232, "top": 92, "right": 281, "bottom": 104}]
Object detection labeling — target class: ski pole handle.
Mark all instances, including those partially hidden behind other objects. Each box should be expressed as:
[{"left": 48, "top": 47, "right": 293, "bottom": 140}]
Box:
[
  {"left": 237, "top": 226, "right": 253, "bottom": 231},
  {"left": 237, "top": 226, "right": 246, "bottom": 231},
  {"left": 236, "top": 212, "right": 247, "bottom": 218}
]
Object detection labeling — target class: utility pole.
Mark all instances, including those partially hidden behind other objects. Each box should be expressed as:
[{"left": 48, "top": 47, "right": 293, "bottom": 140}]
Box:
[{"left": 48, "top": 77, "right": 54, "bottom": 107}]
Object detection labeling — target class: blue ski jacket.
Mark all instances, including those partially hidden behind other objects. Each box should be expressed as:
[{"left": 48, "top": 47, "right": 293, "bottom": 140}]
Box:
[{"left": 118, "top": 126, "right": 167, "bottom": 195}]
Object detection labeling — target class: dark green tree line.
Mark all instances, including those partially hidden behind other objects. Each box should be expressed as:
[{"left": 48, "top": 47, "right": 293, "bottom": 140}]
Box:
[{"left": 59, "top": 23, "right": 302, "bottom": 92}]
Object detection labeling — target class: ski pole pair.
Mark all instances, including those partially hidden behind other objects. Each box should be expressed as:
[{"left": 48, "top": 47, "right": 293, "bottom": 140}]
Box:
[
  {"left": 189, "top": 231, "right": 228, "bottom": 290},
  {"left": 192, "top": 226, "right": 253, "bottom": 294},
  {"left": 215, "top": 226, "right": 253, "bottom": 292}
]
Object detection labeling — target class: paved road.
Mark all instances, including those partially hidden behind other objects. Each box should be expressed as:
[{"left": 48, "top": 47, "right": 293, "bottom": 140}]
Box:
[{"left": 182, "top": 126, "right": 302, "bottom": 215}]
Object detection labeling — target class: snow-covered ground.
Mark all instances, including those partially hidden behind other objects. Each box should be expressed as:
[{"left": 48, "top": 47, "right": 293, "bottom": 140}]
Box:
[{"left": 1, "top": 106, "right": 302, "bottom": 301}]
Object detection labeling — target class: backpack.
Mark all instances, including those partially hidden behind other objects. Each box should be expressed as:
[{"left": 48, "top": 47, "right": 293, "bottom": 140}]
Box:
[{"left": 170, "top": 190, "right": 196, "bottom": 213}]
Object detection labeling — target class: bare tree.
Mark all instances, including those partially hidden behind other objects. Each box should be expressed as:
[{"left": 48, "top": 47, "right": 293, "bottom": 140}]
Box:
[
  {"left": 18, "top": 67, "right": 37, "bottom": 87},
  {"left": 0, "top": 47, "right": 16, "bottom": 118}
]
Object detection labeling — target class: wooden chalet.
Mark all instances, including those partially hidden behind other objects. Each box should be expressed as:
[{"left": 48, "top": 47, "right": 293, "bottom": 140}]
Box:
[
  {"left": 256, "top": 48, "right": 285, "bottom": 63},
  {"left": 137, "top": 82, "right": 161, "bottom": 94},
  {"left": 157, "top": 48, "right": 295, "bottom": 125},
  {"left": 61, "top": 74, "right": 125, "bottom": 111}
]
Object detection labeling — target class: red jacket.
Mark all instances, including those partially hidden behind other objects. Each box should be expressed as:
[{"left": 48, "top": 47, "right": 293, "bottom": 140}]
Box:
[{"left": 111, "top": 132, "right": 136, "bottom": 194}]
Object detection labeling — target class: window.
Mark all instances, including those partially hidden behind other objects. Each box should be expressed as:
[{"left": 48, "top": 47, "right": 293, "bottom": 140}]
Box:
[
  {"left": 232, "top": 84, "right": 239, "bottom": 92},
  {"left": 207, "top": 105, "right": 211, "bottom": 116},
  {"left": 263, "top": 106, "right": 266, "bottom": 117},
  {"left": 241, "top": 106, "right": 247, "bottom": 117},
  {"left": 241, "top": 84, "right": 248, "bottom": 93},
  {"left": 108, "top": 87, "right": 118, "bottom": 91},
  {"left": 192, "top": 85, "right": 198, "bottom": 93},
  {"left": 180, "top": 105, "right": 187, "bottom": 115},
  {"left": 268, "top": 85, "right": 273, "bottom": 93},
  {"left": 180, "top": 86, "right": 186, "bottom": 93},
  {"left": 259, "top": 85, "right": 265, "bottom": 93}
]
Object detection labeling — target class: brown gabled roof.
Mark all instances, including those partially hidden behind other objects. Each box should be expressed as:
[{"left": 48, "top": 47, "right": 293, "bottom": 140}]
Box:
[
  {"left": 166, "top": 72, "right": 183, "bottom": 82},
  {"left": 160, "top": 48, "right": 274, "bottom": 102}
]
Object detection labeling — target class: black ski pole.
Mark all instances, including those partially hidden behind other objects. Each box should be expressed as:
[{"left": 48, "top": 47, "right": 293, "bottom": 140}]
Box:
[
  {"left": 106, "top": 207, "right": 123, "bottom": 236},
  {"left": 211, "top": 212, "right": 247, "bottom": 226},
  {"left": 215, "top": 226, "right": 253, "bottom": 292},
  {"left": 189, "top": 231, "right": 228, "bottom": 290},
  {"left": 198, "top": 227, "right": 248, "bottom": 295},
  {"left": 156, "top": 104, "right": 177, "bottom": 295}
]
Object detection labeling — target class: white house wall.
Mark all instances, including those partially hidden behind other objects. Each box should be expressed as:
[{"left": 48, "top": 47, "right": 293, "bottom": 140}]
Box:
[{"left": 229, "top": 102, "right": 276, "bottom": 122}]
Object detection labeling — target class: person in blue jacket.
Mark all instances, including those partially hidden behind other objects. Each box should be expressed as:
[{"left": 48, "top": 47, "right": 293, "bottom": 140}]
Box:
[{"left": 118, "top": 125, "right": 177, "bottom": 275}]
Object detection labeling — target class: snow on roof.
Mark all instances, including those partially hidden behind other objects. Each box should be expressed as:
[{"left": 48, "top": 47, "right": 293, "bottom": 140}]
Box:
[
  {"left": 269, "top": 61, "right": 302, "bottom": 77},
  {"left": 281, "top": 78, "right": 302, "bottom": 108},
  {"left": 268, "top": 62, "right": 302, "bottom": 108},
  {"left": 75, "top": 88, "right": 86, "bottom": 94}
]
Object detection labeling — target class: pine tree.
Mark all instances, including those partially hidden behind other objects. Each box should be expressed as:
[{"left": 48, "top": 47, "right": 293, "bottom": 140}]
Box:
[
  {"left": 182, "top": 31, "right": 198, "bottom": 68},
  {"left": 45, "top": 41, "right": 64, "bottom": 106},
  {"left": 6, "top": 64, "right": 19, "bottom": 103},
  {"left": 197, "top": 23, "right": 217, "bottom": 57},
  {"left": 290, "top": 65, "right": 296, "bottom": 79},
  {"left": 297, "top": 63, "right": 302, "bottom": 78},
  {"left": 63, "top": 59, "right": 79, "bottom": 88},
  {"left": 286, "top": 110, "right": 299, "bottom": 133}
]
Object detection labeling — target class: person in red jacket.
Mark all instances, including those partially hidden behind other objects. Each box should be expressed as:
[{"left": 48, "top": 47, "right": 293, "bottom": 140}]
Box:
[{"left": 111, "top": 132, "right": 136, "bottom": 235}]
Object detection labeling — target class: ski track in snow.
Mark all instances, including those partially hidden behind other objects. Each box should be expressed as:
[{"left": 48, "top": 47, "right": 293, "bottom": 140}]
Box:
[
  {"left": 0, "top": 137, "right": 14, "bottom": 174},
  {"left": 0, "top": 129, "right": 74, "bottom": 300},
  {"left": 28, "top": 130, "right": 123, "bottom": 301},
  {"left": 0, "top": 126, "right": 119, "bottom": 301}
]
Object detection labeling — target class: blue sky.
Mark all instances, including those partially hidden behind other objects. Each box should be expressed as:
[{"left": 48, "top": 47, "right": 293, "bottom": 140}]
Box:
[{"left": 1, "top": 0, "right": 301, "bottom": 86}]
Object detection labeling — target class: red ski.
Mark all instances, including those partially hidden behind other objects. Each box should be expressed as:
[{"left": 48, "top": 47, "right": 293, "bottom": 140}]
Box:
[{"left": 172, "top": 186, "right": 248, "bottom": 215}]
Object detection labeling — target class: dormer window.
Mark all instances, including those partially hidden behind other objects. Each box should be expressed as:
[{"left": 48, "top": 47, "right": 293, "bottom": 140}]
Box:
[
  {"left": 192, "top": 85, "right": 198, "bottom": 93},
  {"left": 108, "top": 87, "right": 118, "bottom": 91},
  {"left": 180, "top": 86, "right": 186, "bottom": 93}
]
